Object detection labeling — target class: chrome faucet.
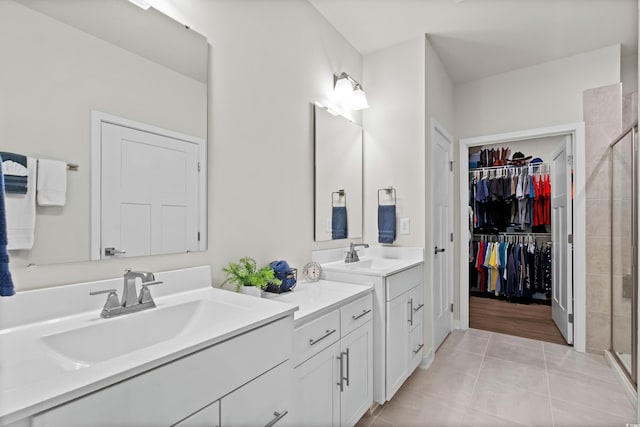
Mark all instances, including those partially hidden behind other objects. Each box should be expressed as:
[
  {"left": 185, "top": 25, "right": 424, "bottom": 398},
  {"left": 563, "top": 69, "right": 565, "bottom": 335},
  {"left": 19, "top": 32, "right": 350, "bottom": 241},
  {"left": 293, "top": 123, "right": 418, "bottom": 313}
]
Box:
[
  {"left": 90, "top": 269, "right": 163, "bottom": 318},
  {"left": 345, "top": 243, "right": 369, "bottom": 263}
]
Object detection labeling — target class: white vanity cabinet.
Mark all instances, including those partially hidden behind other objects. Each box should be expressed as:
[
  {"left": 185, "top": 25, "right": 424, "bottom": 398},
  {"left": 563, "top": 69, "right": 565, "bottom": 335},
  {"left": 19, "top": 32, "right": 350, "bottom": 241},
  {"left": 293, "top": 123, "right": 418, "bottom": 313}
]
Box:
[
  {"left": 30, "top": 317, "right": 294, "bottom": 427},
  {"left": 321, "top": 262, "right": 424, "bottom": 404},
  {"left": 292, "top": 294, "right": 373, "bottom": 427}
]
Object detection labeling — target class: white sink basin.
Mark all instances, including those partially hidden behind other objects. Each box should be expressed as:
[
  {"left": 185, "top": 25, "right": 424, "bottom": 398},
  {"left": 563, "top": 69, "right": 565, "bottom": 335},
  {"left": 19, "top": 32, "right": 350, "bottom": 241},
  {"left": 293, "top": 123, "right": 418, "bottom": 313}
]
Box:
[
  {"left": 343, "top": 258, "right": 402, "bottom": 271},
  {"left": 41, "top": 300, "right": 219, "bottom": 366}
]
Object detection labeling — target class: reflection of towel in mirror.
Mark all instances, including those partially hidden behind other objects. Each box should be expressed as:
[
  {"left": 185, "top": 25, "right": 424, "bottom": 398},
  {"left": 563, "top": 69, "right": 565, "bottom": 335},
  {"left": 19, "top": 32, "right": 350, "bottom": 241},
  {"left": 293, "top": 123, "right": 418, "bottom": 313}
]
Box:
[
  {"left": 37, "top": 159, "right": 67, "bottom": 206},
  {"left": 332, "top": 206, "right": 348, "bottom": 239},
  {"left": 6, "top": 158, "right": 36, "bottom": 250},
  {"left": 1, "top": 152, "right": 29, "bottom": 194},
  {"left": 0, "top": 155, "right": 15, "bottom": 297},
  {"left": 378, "top": 204, "right": 396, "bottom": 244}
]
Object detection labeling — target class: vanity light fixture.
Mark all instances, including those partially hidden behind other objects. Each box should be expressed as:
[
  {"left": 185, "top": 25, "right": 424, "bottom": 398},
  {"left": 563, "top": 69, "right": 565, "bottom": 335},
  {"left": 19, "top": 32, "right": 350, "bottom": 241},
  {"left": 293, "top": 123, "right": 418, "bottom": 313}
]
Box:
[
  {"left": 128, "top": 0, "right": 151, "bottom": 10},
  {"left": 334, "top": 72, "right": 369, "bottom": 110}
]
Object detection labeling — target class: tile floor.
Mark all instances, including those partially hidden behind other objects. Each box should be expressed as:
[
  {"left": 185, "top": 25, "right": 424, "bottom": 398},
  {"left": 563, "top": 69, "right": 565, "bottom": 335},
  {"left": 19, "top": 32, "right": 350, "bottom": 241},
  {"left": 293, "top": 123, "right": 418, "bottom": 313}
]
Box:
[{"left": 356, "top": 328, "right": 637, "bottom": 427}]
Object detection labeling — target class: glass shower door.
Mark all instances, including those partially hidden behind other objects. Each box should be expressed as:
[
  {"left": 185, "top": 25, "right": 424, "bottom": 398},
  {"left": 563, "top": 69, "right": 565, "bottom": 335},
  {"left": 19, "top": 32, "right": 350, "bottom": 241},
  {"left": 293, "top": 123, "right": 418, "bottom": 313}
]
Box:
[{"left": 610, "top": 126, "right": 637, "bottom": 383}]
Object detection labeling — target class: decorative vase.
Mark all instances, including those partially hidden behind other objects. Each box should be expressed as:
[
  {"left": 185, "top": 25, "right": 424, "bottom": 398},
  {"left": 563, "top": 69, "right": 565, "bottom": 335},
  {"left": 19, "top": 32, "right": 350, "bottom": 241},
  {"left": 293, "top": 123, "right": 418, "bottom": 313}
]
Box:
[{"left": 239, "top": 286, "right": 263, "bottom": 297}]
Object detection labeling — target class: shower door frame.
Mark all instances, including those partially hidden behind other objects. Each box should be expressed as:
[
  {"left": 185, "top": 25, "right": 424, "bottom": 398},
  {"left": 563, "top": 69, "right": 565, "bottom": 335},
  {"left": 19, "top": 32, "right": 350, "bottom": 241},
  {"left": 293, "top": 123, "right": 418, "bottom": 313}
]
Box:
[{"left": 609, "top": 122, "right": 638, "bottom": 385}]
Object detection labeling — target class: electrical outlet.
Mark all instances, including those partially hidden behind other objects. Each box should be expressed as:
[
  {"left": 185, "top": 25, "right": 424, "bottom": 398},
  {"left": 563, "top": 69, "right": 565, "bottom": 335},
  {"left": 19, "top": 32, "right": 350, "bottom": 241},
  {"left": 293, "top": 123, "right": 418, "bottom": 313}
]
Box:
[{"left": 399, "top": 218, "right": 410, "bottom": 234}]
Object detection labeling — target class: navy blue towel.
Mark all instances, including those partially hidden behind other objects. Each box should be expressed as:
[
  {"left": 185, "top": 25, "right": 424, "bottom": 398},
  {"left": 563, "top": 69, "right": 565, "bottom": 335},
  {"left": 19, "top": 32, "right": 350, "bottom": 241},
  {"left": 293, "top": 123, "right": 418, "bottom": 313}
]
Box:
[
  {"left": 378, "top": 204, "right": 396, "bottom": 244},
  {"left": 0, "top": 154, "right": 15, "bottom": 297},
  {"left": 331, "top": 206, "right": 348, "bottom": 239}
]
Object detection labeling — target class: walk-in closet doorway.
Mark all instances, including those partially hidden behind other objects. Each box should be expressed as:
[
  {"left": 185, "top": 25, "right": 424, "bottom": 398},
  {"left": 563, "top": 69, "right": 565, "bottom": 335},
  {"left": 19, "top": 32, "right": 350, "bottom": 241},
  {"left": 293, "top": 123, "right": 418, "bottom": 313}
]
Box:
[{"left": 458, "top": 123, "right": 587, "bottom": 352}]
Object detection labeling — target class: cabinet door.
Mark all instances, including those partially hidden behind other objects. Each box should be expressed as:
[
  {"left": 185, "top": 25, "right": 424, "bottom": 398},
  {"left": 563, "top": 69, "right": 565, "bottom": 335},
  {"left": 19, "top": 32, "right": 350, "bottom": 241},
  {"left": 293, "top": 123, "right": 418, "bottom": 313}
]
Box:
[
  {"left": 174, "top": 401, "right": 220, "bottom": 427},
  {"left": 340, "top": 322, "right": 373, "bottom": 427},
  {"left": 220, "top": 360, "right": 293, "bottom": 427},
  {"left": 385, "top": 293, "right": 409, "bottom": 401},
  {"left": 293, "top": 341, "right": 341, "bottom": 427},
  {"left": 408, "top": 322, "right": 424, "bottom": 374}
]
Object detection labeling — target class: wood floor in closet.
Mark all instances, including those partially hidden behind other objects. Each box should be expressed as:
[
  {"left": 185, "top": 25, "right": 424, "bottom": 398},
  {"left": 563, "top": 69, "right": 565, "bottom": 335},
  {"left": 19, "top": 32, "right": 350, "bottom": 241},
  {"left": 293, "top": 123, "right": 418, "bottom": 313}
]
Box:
[{"left": 469, "top": 296, "right": 567, "bottom": 346}]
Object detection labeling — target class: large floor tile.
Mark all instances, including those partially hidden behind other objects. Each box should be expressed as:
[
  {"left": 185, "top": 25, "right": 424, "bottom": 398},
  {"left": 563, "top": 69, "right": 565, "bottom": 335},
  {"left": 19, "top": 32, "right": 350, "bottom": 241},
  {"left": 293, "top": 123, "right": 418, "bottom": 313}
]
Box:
[
  {"left": 551, "top": 397, "right": 635, "bottom": 427},
  {"left": 477, "top": 355, "right": 549, "bottom": 395},
  {"left": 461, "top": 408, "right": 526, "bottom": 427},
  {"left": 485, "top": 336, "right": 546, "bottom": 368},
  {"left": 402, "top": 364, "right": 477, "bottom": 405},
  {"left": 547, "top": 369, "right": 636, "bottom": 419},
  {"left": 376, "top": 389, "right": 466, "bottom": 427},
  {"left": 439, "top": 331, "right": 489, "bottom": 355},
  {"left": 432, "top": 347, "right": 484, "bottom": 377},
  {"left": 469, "top": 378, "right": 553, "bottom": 426},
  {"left": 490, "top": 331, "right": 544, "bottom": 351}
]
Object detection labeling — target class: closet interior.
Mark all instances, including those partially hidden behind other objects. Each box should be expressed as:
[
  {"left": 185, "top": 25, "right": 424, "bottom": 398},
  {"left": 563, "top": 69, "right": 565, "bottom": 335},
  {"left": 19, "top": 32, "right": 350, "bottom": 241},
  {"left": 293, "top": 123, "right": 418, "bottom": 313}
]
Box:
[{"left": 468, "top": 136, "right": 569, "bottom": 345}]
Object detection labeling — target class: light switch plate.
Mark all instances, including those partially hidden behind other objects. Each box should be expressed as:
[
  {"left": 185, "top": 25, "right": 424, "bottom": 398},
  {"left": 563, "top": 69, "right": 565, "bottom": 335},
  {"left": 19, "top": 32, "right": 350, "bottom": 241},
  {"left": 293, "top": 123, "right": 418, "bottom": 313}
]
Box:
[
  {"left": 325, "top": 218, "right": 332, "bottom": 233},
  {"left": 399, "top": 217, "right": 410, "bottom": 234}
]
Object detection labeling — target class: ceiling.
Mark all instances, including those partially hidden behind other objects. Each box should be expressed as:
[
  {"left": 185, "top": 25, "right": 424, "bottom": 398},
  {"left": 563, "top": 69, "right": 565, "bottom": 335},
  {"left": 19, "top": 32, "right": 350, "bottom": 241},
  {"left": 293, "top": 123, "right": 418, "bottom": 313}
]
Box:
[{"left": 308, "top": 0, "right": 638, "bottom": 83}]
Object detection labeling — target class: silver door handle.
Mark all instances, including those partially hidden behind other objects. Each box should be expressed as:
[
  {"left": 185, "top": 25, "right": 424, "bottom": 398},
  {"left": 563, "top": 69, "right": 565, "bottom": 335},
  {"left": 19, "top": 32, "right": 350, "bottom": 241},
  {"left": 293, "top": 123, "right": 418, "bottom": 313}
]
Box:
[
  {"left": 309, "top": 329, "right": 336, "bottom": 346},
  {"left": 337, "top": 353, "right": 344, "bottom": 392},
  {"left": 264, "top": 410, "right": 289, "bottom": 427},
  {"left": 413, "top": 343, "right": 425, "bottom": 354},
  {"left": 413, "top": 303, "right": 425, "bottom": 312},
  {"left": 434, "top": 246, "right": 445, "bottom": 254},
  {"left": 408, "top": 298, "right": 414, "bottom": 326},
  {"left": 104, "top": 247, "right": 126, "bottom": 256},
  {"left": 352, "top": 309, "right": 372, "bottom": 320}
]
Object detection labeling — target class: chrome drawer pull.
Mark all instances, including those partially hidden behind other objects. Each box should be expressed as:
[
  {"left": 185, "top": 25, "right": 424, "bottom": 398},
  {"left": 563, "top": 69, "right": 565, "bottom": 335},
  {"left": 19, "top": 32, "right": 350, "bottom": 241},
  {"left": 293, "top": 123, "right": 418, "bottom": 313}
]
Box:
[
  {"left": 337, "top": 353, "right": 345, "bottom": 392},
  {"left": 344, "top": 348, "right": 350, "bottom": 386},
  {"left": 413, "top": 343, "right": 425, "bottom": 354},
  {"left": 264, "top": 409, "right": 289, "bottom": 427},
  {"left": 352, "top": 309, "right": 372, "bottom": 320},
  {"left": 413, "top": 303, "right": 425, "bottom": 312},
  {"left": 408, "top": 298, "right": 414, "bottom": 326},
  {"left": 309, "top": 329, "right": 336, "bottom": 346}
]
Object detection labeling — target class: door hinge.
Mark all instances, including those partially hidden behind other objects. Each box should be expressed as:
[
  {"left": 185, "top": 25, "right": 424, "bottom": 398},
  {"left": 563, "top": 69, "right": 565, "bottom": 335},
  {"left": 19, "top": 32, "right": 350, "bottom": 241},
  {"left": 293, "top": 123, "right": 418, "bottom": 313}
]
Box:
[
  {"left": 449, "top": 161, "right": 454, "bottom": 172},
  {"left": 568, "top": 313, "right": 574, "bottom": 324},
  {"left": 450, "top": 303, "right": 454, "bottom": 313},
  {"left": 197, "top": 232, "right": 200, "bottom": 241},
  {"left": 567, "top": 155, "right": 574, "bottom": 166},
  {"left": 197, "top": 162, "right": 201, "bottom": 172},
  {"left": 450, "top": 232, "right": 454, "bottom": 242},
  {"left": 568, "top": 234, "right": 573, "bottom": 244}
]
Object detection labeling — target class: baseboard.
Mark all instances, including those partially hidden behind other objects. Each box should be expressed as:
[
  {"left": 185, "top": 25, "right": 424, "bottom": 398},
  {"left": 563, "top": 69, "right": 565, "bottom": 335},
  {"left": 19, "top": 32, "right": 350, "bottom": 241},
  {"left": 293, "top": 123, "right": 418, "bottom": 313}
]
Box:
[
  {"left": 454, "top": 320, "right": 465, "bottom": 330},
  {"left": 604, "top": 350, "right": 637, "bottom": 409},
  {"left": 419, "top": 346, "right": 434, "bottom": 369}
]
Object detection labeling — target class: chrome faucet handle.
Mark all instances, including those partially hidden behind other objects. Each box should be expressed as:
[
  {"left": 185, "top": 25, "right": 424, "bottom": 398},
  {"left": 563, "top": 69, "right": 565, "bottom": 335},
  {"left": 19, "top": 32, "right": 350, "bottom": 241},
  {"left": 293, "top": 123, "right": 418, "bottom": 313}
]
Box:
[
  {"left": 90, "top": 289, "right": 121, "bottom": 315},
  {"left": 139, "top": 280, "right": 163, "bottom": 304}
]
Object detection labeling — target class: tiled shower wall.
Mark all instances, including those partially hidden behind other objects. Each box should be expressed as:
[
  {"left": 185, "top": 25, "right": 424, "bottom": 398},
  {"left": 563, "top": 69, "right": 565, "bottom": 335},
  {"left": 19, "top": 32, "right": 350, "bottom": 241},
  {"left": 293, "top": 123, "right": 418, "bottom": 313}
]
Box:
[{"left": 583, "top": 83, "right": 621, "bottom": 354}]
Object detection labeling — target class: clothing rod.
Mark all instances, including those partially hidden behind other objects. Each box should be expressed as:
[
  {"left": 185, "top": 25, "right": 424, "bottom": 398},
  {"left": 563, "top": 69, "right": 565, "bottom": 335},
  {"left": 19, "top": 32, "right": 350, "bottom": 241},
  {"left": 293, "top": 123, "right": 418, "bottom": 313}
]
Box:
[
  {"left": 609, "top": 122, "right": 638, "bottom": 148},
  {"left": 473, "top": 232, "right": 551, "bottom": 236},
  {"left": 468, "top": 162, "right": 552, "bottom": 173},
  {"left": 67, "top": 163, "right": 78, "bottom": 171}
]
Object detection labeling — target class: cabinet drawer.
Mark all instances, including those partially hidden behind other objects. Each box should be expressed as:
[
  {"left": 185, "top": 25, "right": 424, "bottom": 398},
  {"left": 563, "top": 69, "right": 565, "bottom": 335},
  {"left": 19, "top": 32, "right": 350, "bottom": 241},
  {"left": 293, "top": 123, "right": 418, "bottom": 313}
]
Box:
[
  {"left": 340, "top": 294, "right": 373, "bottom": 337},
  {"left": 221, "top": 360, "right": 292, "bottom": 427},
  {"left": 293, "top": 310, "right": 340, "bottom": 366},
  {"left": 408, "top": 324, "right": 424, "bottom": 373},
  {"left": 386, "top": 265, "right": 423, "bottom": 301},
  {"left": 408, "top": 284, "right": 424, "bottom": 330}
]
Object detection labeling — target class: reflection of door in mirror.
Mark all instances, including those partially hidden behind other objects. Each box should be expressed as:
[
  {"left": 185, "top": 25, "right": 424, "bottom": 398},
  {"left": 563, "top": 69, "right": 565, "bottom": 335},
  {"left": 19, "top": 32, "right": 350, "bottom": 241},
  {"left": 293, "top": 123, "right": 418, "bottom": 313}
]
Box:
[
  {"left": 91, "top": 113, "right": 206, "bottom": 260},
  {"left": 314, "top": 105, "right": 363, "bottom": 241}
]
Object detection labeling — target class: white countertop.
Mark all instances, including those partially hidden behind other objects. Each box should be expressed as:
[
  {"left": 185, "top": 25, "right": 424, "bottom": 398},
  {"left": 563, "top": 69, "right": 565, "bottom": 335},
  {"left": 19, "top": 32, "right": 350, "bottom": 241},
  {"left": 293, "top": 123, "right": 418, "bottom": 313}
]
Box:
[
  {"left": 312, "top": 246, "right": 424, "bottom": 277},
  {"left": 0, "top": 276, "right": 296, "bottom": 425},
  {"left": 264, "top": 280, "right": 373, "bottom": 326},
  {"left": 320, "top": 257, "right": 423, "bottom": 277}
]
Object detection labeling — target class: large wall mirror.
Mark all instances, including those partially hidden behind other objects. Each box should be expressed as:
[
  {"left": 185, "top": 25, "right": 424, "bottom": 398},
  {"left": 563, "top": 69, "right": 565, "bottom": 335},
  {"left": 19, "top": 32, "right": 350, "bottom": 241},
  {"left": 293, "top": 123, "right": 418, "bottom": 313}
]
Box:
[
  {"left": 1, "top": 0, "right": 208, "bottom": 266},
  {"left": 314, "top": 105, "right": 363, "bottom": 241}
]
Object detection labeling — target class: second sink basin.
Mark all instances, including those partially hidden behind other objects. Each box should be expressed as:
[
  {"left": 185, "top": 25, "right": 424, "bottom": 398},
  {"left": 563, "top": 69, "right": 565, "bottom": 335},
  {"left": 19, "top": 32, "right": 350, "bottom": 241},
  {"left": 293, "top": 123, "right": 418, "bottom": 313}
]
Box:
[
  {"left": 344, "top": 258, "right": 402, "bottom": 271},
  {"left": 41, "top": 300, "right": 219, "bottom": 366}
]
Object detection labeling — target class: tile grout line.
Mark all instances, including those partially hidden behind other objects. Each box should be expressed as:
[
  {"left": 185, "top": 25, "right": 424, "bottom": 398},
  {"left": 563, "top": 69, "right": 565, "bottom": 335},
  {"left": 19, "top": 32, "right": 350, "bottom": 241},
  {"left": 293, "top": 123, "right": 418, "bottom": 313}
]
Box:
[
  {"left": 542, "top": 342, "right": 557, "bottom": 427},
  {"left": 467, "top": 331, "right": 492, "bottom": 416}
]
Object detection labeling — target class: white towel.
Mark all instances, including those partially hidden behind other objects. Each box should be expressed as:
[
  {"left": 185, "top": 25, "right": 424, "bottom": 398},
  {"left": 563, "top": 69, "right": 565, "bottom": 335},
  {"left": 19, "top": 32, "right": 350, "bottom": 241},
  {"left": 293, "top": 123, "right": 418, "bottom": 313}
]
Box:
[
  {"left": 37, "top": 159, "right": 67, "bottom": 206},
  {"left": 6, "top": 157, "right": 36, "bottom": 250},
  {"left": 2, "top": 160, "right": 28, "bottom": 177}
]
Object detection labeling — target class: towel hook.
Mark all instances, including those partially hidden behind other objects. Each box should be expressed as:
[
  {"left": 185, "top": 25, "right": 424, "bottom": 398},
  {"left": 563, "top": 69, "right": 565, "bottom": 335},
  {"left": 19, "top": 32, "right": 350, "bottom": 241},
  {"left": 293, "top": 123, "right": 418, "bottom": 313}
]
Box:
[
  {"left": 332, "top": 189, "right": 346, "bottom": 207},
  {"left": 378, "top": 186, "right": 396, "bottom": 206}
]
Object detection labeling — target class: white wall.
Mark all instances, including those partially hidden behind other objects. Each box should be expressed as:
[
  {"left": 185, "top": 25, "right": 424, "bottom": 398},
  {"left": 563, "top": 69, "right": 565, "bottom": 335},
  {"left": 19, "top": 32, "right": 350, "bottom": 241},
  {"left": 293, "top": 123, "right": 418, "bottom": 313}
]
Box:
[
  {"left": 455, "top": 45, "right": 622, "bottom": 139},
  {"left": 622, "top": 53, "right": 639, "bottom": 94},
  {"left": 362, "top": 37, "right": 425, "bottom": 249},
  {"left": 10, "top": 0, "right": 363, "bottom": 291}
]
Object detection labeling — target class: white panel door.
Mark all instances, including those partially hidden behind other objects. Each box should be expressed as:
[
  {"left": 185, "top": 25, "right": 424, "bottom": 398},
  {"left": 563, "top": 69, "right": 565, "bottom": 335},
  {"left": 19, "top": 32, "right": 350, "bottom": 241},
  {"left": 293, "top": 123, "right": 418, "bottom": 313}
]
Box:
[
  {"left": 101, "top": 122, "right": 199, "bottom": 259},
  {"left": 433, "top": 126, "right": 453, "bottom": 350},
  {"left": 551, "top": 136, "right": 573, "bottom": 344},
  {"left": 340, "top": 322, "right": 373, "bottom": 427}
]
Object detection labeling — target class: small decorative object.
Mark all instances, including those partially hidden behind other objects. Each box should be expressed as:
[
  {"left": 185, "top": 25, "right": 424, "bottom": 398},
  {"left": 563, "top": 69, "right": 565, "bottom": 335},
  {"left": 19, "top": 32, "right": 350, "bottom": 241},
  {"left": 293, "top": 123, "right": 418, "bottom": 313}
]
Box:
[
  {"left": 302, "top": 261, "right": 322, "bottom": 282},
  {"left": 221, "top": 256, "right": 281, "bottom": 296},
  {"left": 266, "top": 260, "right": 297, "bottom": 294}
]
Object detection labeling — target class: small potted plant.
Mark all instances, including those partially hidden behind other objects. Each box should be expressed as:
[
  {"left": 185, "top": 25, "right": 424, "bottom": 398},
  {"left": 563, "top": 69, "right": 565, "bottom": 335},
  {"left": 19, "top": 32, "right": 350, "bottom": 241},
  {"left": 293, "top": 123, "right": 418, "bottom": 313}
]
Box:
[{"left": 221, "top": 256, "right": 281, "bottom": 297}]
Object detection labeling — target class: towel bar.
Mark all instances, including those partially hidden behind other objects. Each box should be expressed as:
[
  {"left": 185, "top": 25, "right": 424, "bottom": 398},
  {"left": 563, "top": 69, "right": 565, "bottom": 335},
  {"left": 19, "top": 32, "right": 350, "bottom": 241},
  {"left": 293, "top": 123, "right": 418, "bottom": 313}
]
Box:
[
  {"left": 377, "top": 187, "right": 396, "bottom": 206},
  {"left": 332, "top": 190, "right": 346, "bottom": 207}
]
